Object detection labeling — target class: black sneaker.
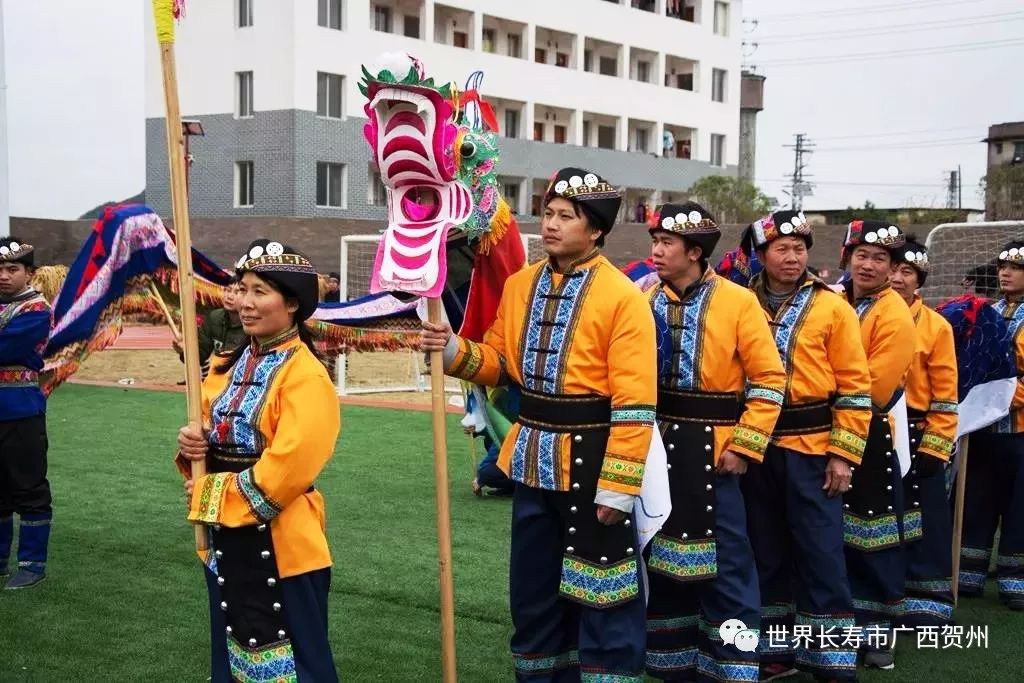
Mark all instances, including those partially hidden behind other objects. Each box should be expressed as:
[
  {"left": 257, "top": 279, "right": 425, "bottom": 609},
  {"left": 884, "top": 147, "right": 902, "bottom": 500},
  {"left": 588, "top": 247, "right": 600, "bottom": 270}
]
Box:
[
  {"left": 4, "top": 568, "right": 45, "bottom": 590},
  {"left": 863, "top": 649, "right": 895, "bottom": 670},
  {"left": 1007, "top": 597, "right": 1024, "bottom": 611}
]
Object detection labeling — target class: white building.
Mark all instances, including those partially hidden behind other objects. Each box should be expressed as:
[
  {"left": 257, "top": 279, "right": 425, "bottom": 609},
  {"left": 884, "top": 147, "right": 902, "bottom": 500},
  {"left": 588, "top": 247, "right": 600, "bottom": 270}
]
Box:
[{"left": 145, "top": 0, "right": 743, "bottom": 220}]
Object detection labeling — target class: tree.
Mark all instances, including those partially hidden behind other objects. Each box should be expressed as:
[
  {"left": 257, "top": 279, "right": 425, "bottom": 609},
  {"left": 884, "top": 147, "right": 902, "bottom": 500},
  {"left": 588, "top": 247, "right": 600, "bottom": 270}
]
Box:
[
  {"left": 981, "top": 164, "right": 1024, "bottom": 220},
  {"left": 833, "top": 200, "right": 890, "bottom": 225},
  {"left": 685, "top": 175, "right": 772, "bottom": 224}
]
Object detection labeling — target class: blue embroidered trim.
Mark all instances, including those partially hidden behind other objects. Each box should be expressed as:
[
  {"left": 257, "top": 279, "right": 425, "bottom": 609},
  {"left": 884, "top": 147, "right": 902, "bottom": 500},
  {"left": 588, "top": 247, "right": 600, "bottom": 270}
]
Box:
[
  {"left": 237, "top": 468, "right": 282, "bottom": 524},
  {"left": 958, "top": 570, "right": 986, "bottom": 588},
  {"left": 580, "top": 672, "right": 643, "bottom": 683},
  {"left": 209, "top": 346, "right": 297, "bottom": 454},
  {"left": 906, "top": 579, "right": 952, "bottom": 594},
  {"left": 647, "top": 615, "right": 699, "bottom": 632},
  {"left": 852, "top": 599, "right": 903, "bottom": 617},
  {"left": 510, "top": 426, "right": 562, "bottom": 490},
  {"left": 794, "top": 613, "right": 856, "bottom": 629},
  {"left": 794, "top": 648, "right": 858, "bottom": 672},
  {"left": 648, "top": 534, "right": 717, "bottom": 581},
  {"left": 928, "top": 400, "right": 959, "bottom": 414},
  {"left": 843, "top": 512, "right": 900, "bottom": 551},
  {"left": 998, "top": 554, "right": 1024, "bottom": 569},
  {"left": 697, "top": 653, "right": 758, "bottom": 682},
  {"left": 772, "top": 285, "right": 815, "bottom": 374},
  {"left": 997, "top": 578, "right": 1024, "bottom": 596},
  {"left": 960, "top": 546, "right": 992, "bottom": 560},
  {"left": 855, "top": 296, "right": 877, "bottom": 320},
  {"left": 651, "top": 280, "right": 715, "bottom": 390},
  {"left": 521, "top": 267, "right": 594, "bottom": 394},
  {"left": 903, "top": 509, "right": 923, "bottom": 542},
  {"left": 560, "top": 556, "right": 639, "bottom": 608},
  {"left": 513, "top": 650, "right": 579, "bottom": 673},
  {"left": 901, "top": 598, "right": 953, "bottom": 621},
  {"left": 834, "top": 393, "right": 872, "bottom": 409},
  {"left": 747, "top": 385, "right": 784, "bottom": 405},
  {"left": 611, "top": 407, "right": 656, "bottom": 425},
  {"left": 646, "top": 648, "right": 697, "bottom": 672},
  {"left": 226, "top": 635, "right": 296, "bottom": 683}
]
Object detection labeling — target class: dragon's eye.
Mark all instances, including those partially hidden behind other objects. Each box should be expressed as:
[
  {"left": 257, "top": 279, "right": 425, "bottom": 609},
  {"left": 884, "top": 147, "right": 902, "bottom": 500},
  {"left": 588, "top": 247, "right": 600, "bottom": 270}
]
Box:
[{"left": 460, "top": 140, "right": 477, "bottom": 158}]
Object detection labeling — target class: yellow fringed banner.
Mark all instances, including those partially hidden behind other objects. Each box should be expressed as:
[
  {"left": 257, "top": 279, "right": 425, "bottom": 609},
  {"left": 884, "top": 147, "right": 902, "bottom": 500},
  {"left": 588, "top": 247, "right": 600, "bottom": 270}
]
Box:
[
  {"left": 476, "top": 196, "right": 511, "bottom": 256},
  {"left": 152, "top": 0, "right": 177, "bottom": 44}
]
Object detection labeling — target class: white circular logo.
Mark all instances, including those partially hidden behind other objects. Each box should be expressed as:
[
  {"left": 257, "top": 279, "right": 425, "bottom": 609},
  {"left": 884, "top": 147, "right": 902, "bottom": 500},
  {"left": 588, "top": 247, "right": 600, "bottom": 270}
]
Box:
[
  {"left": 662, "top": 217, "right": 676, "bottom": 229},
  {"left": 688, "top": 211, "right": 703, "bottom": 225},
  {"left": 792, "top": 214, "right": 805, "bottom": 226},
  {"left": 1011, "top": 248, "right": 1020, "bottom": 257},
  {"left": 248, "top": 245, "right": 265, "bottom": 259},
  {"left": 235, "top": 255, "right": 247, "bottom": 269},
  {"left": 569, "top": 175, "right": 584, "bottom": 188},
  {"left": 888, "top": 225, "right": 899, "bottom": 236},
  {"left": 584, "top": 173, "right": 599, "bottom": 187},
  {"left": 9, "top": 242, "right": 21, "bottom": 252},
  {"left": 554, "top": 180, "right": 569, "bottom": 194},
  {"left": 266, "top": 242, "right": 284, "bottom": 257},
  {"left": 779, "top": 222, "right": 794, "bottom": 234},
  {"left": 1001, "top": 250, "right": 1011, "bottom": 260},
  {"left": 864, "top": 231, "right": 879, "bottom": 244},
  {"left": 0, "top": 247, "right": 9, "bottom": 256}
]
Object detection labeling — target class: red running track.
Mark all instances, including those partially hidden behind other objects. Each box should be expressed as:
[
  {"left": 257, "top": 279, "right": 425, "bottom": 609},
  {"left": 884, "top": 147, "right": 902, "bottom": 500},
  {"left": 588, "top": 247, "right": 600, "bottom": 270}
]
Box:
[{"left": 111, "top": 325, "right": 175, "bottom": 350}]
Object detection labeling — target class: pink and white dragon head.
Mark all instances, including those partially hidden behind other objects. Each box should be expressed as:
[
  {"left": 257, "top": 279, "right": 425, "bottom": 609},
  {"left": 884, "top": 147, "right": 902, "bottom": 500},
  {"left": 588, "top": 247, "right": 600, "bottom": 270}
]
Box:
[{"left": 361, "top": 53, "right": 473, "bottom": 297}]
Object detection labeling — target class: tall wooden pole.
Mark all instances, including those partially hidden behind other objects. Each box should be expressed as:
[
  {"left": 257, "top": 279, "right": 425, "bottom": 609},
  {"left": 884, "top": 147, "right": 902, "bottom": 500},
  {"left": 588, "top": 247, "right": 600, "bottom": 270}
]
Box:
[
  {"left": 153, "top": 0, "right": 207, "bottom": 552},
  {"left": 951, "top": 435, "right": 969, "bottom": 605},
  {"left": 427, "top": 297, "right": 457, "bottom": 682}
]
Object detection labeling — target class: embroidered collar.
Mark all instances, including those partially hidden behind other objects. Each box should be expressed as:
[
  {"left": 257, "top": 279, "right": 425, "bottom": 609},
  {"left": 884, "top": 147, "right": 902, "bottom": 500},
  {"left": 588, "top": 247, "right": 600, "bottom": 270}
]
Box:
[
  {"left": 251, "top": 326, "right": 300, "bottom": 355},
  {"left": 662, "top": 266, "right": 714, "bottom": 303},
  {"left": 908, "top": 294, "right": 924, "bottom": 322},
  {"left": 546, "top": 249, "right": 601, "bottom": 276},
  {"left": 0, "top": 287, "right": 37, "bottom": 305},
  {"left": 847, "top": 281, "right": 891, "bottom": 306}
]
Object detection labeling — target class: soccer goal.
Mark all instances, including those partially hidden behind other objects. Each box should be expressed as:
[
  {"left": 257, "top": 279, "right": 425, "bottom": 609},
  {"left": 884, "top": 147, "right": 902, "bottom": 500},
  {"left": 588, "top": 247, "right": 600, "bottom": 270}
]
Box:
[
  {"left": 922, "top": 221, "right": 1024, "bottom": 306},
  {"left": 334, "top": 232, "right": 543, "bottom": 395}
]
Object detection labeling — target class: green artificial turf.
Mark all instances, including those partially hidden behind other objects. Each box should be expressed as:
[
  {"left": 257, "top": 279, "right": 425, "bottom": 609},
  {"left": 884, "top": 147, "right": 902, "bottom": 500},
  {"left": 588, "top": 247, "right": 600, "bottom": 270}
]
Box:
[{"left": 1, "top": 385, "right": 1021, "bottom": 681}]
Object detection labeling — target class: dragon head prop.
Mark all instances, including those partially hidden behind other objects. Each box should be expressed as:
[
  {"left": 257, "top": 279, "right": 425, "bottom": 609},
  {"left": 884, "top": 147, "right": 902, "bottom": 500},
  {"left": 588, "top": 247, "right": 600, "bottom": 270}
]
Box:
[{"left": 361, "top": 53, "right": 510, "bottom": 298}]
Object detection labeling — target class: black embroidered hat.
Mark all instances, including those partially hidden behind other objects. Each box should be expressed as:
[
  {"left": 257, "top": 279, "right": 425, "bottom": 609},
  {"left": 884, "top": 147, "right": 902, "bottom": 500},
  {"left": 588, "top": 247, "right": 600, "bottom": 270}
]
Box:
[
  {"left": 842, "top": 219, "right": 906, "bottom": 267},
  {"left": 894, "top": 236, "right": 930, "bottom": 285},
  {"left": 997, "top": 240, "right": 1024, "bottom": 266},
  {"left": 745, "top": 210, "right": 814, "bottom": 250},
  {"left": 235, "top": 239, "right": 319, "bottom": 322},
  {"left": 544, "top": 167, "right": 623, "bottom": 235},
  {"left": 648, "top": 201, "right": 721, "bottom": 258},
  {"left": 0, "top": 237, "right": 35, "bottom": 267}
]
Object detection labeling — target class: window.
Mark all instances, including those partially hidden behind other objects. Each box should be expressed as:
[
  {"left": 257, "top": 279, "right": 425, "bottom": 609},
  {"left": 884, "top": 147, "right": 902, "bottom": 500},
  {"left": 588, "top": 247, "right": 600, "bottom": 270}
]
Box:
[
  {"left": 317, "top": 72, "right": 344, "bottom": 119},
  {"left": 597, "top": 125, "right": 615, "bottom": 150},
  {"left": 318, "top": 0, "right": 343, "bottom": 30},
  {"left": 712, "top": 68, "right": 727, "bottom": 102},
  {"left": 482, "top": 28, "right": 496, "bottom": 53},
  {"left": 714, "top": 1, "right": 730, "bottom": 36},
  {"left": 583, "top": 50, "right": 593, "bottom": 71},
  {"left": 502, "top": 182, "right": 520, "bottom": 214},
  {"left": 637, "top": 60, "right": 651, "bottom": 82},
  {"left": 403, "top": 15, "right": 420, "bottom": 38},
  {"left": 237, "top": 0, "right": 253, "bottom": 28},
  {"left": 373, "top": 5, "right": 391, "bottom": 32},
  {"left": 236, "top": 71, "right": 253, "bottom": 117},
  {"left": 368, "top": 170, "right": 387, "bottom": 206},
  {"left": 710, "top": 134, "right": 725, "bottom": 167},
  {"left": 635, "top": 128, "right": 649, "bottom": 153},
  {"left": 235, "top": 161, "right": 254, "bottom": 207},
  {"left": 504, "top": 109, "right": 520, "bottom": 139},
  {"left": 507, "top": 33, "right": 521, "bottom": 58},
  {"left": 533, "top": 122, "right": 544, "bottom": 141},
  {"left": 599, "top": 56, "right": 617, "bottom": 76},
  {"left": 995, "top": 142, "right": 1003, "bottom": 154},
  {"left": 316, "top": 163, "right": 346, "bottom": 208},
  {"left": 582, "top": 120, "right": 591, "bottom": 146},
  {"left": 535, "top": 48, "right": 547, "bottom": 64},
  {"left": 554, "top": 125, "right": 567, "bottom": 144},
  {"left": 556, "top": 52, "right": 569, "bottom": 68},
  {"left": 454, "top": 31, "right": 469, "bottom": 48},
  {"left": 678, "top": 138, "right": 692, "bottom": 159},
  {"left": 678, "top": 73, "right": 694, "bottom": 90},
  {"left": 1015, "top": 141, "right": 1024, "bottom": 158}
]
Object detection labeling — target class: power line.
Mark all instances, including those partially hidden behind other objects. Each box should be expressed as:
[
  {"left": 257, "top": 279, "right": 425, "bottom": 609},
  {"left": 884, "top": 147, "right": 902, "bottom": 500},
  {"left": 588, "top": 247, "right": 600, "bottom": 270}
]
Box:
[
  {"left": 811, "top": 125, "right": 986, "bottom": 142},
  {"left": 755, "top": 0, "right": 987, "bottom": 22},
  {"left": 758, "top": 38, "right": 1024, "bottom": 66},
  {"left": 816, "top": 140, "right": 981, "bottom": 152},
  {"left": 754, "top": 12, "right": 1024, "bottom": 44},
  {"left": 757, "top": 179, "right": 950, "bottom": 188}
]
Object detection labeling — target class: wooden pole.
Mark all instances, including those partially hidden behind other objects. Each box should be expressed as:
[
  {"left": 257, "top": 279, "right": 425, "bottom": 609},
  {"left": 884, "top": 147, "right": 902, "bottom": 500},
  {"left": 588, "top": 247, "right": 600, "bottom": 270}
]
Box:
[
  {"left": 149, "top": 280, "right": 182, "bottom": 341},
  {"left": 427, "top": 297, "right": 457, "bottom": 682},
  {"left": 153, "top": 1, "right": 207, "bottom": 552},
  {"left": 951, "top": 435, "right": 969, "bottom": 605}
]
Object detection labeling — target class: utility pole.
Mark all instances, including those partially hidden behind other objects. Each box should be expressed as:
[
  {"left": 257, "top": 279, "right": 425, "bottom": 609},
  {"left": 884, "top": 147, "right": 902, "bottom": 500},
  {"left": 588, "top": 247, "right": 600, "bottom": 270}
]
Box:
[
  {"left": 946, "top": 170, "right": 958, "bottom": 209},
  {"left": 958, "top": 163, "right": 962, "bottom": 210},
  {"left": 784, "top": 133, "right": 814, "bottom": 211}
]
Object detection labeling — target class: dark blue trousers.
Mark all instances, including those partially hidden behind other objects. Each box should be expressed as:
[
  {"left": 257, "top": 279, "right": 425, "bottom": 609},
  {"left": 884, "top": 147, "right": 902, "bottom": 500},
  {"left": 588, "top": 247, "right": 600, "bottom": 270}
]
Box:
[
  {"left": 845, "top": 461, "right": 906, "bottom": 651},
  {"left": 0, "top": 415, "right": 52, "bottom": 574},
  {"left": 204, "top": 566, "right": 338, "bottom": 682},
  {"left": 646, "top": 474, "right": 759, "bottom": 682},
  {"left": 901, "top": 465, "right": 954, "bottom": 627},
  {"left": 510, "top": 483, "right": 646, "bottom": 682},
  {"left": 960, "top": 432, "right": 1024, "bottom": 601},
  {"left": 742, "top": 446, "right": 857, "bottom": 681}
]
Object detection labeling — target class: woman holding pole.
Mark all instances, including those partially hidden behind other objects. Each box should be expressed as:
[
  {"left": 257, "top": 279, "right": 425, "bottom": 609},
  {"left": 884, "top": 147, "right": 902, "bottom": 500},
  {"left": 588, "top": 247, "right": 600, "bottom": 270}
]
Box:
[{"left": 177, "top": 239, "right": 341, "bottom": 682}]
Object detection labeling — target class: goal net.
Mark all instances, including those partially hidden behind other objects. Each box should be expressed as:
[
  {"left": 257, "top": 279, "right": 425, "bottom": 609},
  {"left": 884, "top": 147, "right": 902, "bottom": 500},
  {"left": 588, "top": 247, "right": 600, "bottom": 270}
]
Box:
[
  {"left": 335, "top": 233, "right": 544, "bottom": 395},
  {"left": 922, "top": 221, "right": 1024, "bottom": 307}
]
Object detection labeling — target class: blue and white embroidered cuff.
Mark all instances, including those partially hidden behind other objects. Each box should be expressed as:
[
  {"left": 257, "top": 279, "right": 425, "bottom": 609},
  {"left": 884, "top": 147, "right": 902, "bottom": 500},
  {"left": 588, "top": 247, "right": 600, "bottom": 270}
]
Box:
[
  {"left": 237, "top": 468, "right": 283, "bottom": 524},
  {"left": 834, "top": 393, "right": 872, "bottom": 410}
]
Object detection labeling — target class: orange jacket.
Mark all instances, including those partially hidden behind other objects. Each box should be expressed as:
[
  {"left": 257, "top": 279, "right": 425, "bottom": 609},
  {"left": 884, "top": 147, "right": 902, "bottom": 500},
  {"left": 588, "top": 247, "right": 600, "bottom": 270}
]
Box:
[
  {"left": 751, "top": 274, "right": 872, "bottom": 464},
  {"left": 649, "top": 271, "right": 785, "bottom": 462},
  {"left": 178, "top": 330, "right": 340, "bottom": 578},
  {"left": 445, "top": 251, "right": 657, "bottom": 497},
  {"left": 904, "top": 296, "right": 958, "bottom": 460},
  {"left": 849, "top": 285, "right": 916, "bottom": 412}
]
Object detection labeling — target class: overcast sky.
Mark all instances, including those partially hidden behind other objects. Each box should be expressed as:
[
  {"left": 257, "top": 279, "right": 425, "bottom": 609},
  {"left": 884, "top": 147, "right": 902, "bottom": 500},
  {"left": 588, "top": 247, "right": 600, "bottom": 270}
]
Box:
[{"left": 742, "top": 0, "right": 1024, "bottom": 210}]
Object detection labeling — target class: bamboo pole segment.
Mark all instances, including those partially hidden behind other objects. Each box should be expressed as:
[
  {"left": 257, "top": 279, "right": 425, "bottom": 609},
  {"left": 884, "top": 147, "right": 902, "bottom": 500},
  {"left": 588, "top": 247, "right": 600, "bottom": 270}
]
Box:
[
  {"left": 148, "top": 280, "right": 182, "bottom": 341},
  {"left": 153, "top": 0, "right": 206, "bottom": 552},
  {"left": 951, "top": 435, "right": 969, "bottom": 605},
  {"left": 427, "top": 297, "right": 457, "bottom": 682}
]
